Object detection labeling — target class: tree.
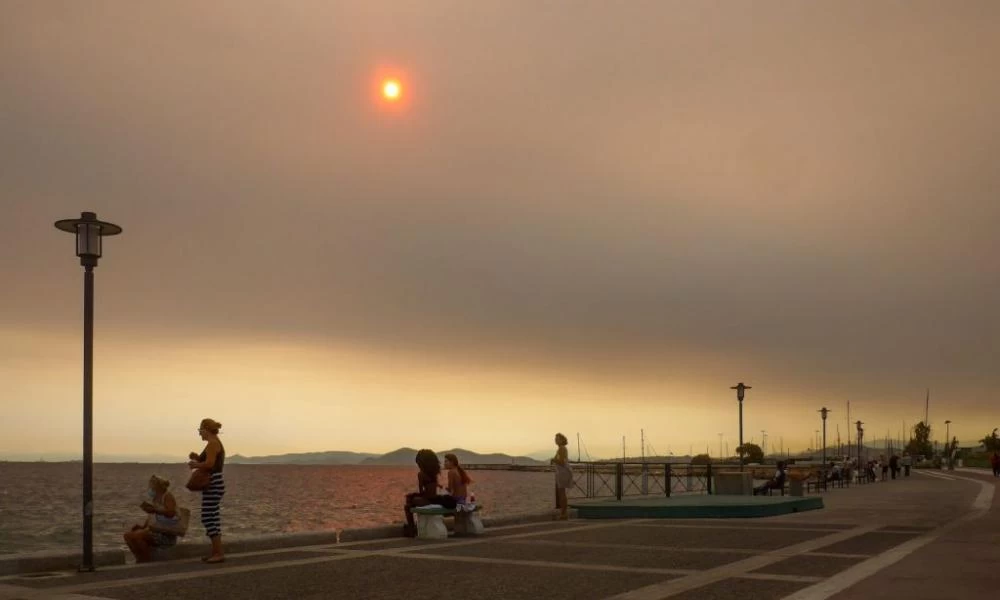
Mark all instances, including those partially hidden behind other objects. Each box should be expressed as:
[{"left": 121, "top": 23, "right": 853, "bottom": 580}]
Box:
[
  {"left": 735, "top": 443, "right": 764, "bottom": 464},
  {"left": 906, "top": 421, "right": 933, "bottom": 458},
  {"left": 981, "top": 428, "right": 1000, "bottom": 452},
  {"left": 691, "top": 453, "right": 712, "bottom": 465}
]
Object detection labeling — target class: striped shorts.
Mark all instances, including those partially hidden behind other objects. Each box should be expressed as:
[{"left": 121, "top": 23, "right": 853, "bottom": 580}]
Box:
[{"left": 201, "top": 472, "right": 225, "bottom": 538}]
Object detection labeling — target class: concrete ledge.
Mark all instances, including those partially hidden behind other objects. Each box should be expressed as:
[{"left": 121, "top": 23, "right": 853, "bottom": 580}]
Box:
[
  {"left": 714, "top": 472, "right": 754, "bottom": 495},
  {"left": 1, "top": 510, "right": 562, "bottom": 575},
  {"left": 571, "top": 495, "right": 823, "bottom": 519},
  {"left": 482, "top": 510, "right": 566, "bottom": 528},
  {"left": 0, "top": 548, "right": 125, "bottom": 576},
  {"left": 148, "top": 527, "right": 396, "bottom": 561}
]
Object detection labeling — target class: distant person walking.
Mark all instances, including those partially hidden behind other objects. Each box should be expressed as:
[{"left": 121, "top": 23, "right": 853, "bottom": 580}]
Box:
[
  {"left": 990, "top": 452, "right": 1000, "bottom": 478},
  {"left": 902, "top": 453, "right": 912, "bottom": 477},
  {"left": 188, "top": 418, "right": 226, "bottom": 563},
  {"left": 551, "top": 433, "right": 573, "bottom": 520}
]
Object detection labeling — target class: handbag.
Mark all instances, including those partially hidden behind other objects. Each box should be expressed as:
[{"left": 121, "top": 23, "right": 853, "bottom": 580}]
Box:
[
  {"left": 186, "top": 468, "right": 212, "bottom": 492},
  {"left": 148, "top": 507, "right": 190, "bottom": 537}
]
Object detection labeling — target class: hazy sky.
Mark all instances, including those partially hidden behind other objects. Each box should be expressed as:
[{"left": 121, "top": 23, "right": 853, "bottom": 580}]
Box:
[{"left": 2, "top": 1, "right": 998, "bottom": 460}]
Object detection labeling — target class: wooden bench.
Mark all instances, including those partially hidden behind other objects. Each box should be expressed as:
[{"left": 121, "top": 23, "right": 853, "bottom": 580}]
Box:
[
  {"left": 805, "top": 475, "right": 826, "bottom": 493},
  {"left": 411, "top": 505, "right": 483, "bottom": 539},
  {"left": 764, "top": 481, "right": 788, "bottom": 496},
  {"left": 802, "top": 468, "right": 851, "bottom": 492}
]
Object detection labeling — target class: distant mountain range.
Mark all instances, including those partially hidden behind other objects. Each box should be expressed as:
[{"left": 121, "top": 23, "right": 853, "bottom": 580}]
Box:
[
  {"left": 229, "top": 447, "right": 546, "bottom": 466},
  {"left": 0, "top": 448, "right": 548, "bottom": 464},
  {"left": 226, "top": 450, "right": 379, "bottom": 465}
]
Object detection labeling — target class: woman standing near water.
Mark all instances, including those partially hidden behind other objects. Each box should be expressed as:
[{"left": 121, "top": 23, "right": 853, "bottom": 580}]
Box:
[
  {"left": 551, "top": 433, "right": 572, "bottom": 520},
  {"left": 188, "top": 418, "right": 226, "bottom": 563}
]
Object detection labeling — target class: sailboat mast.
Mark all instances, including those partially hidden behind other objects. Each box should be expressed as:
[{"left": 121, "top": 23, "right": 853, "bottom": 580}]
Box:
[{"left": 847, "top": 400, "right": 851, "bottom": 460}]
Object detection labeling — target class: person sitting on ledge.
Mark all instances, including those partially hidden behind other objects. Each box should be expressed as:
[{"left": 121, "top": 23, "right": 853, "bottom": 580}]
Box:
[
  {"left": 753, "top": 461, "right": 787, "bottom": 495},
  {"left": 124, "top": 475, "right": 180, "bottom": 563},
  {"left": 403, "top": 449, "right": 457, "bottom": 537},
  {"left": 444, "top": 453, "right": 472, "bottom": 506}
]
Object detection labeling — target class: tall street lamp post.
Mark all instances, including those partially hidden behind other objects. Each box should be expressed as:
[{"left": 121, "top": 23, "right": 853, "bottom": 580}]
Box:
[
  {"left": 819, "top": 407, "right": 831, "bottom": 488},
  {"left": 855, "top": 420, "right": 864, "bottom": 481},
  {"left": 731, "top": 383, "right": 751, "bottom": 471},
  {"left": 54, "top": 211, "right": 122, "bottom": 572},
  {"left": 945, "top": 420, "right": 953, "bottom": 470}
]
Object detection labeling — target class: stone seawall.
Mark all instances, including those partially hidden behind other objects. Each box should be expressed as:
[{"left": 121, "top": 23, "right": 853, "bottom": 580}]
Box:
[{"left": 0, "top": 510, "right": 558, "bottom": 576}]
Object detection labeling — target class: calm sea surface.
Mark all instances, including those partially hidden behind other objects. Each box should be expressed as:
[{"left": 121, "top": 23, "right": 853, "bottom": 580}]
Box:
[{"left": 0, "top": 463, "right": 557, "bottom": 554}]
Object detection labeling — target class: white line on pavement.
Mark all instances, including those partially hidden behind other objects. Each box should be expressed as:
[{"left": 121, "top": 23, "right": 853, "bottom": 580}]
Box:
[
  {"left": 970, "top": 476, "right": 994, "bottom": 511},
  {"left": 41, "top": 552, "right": 366, "bottom": 595},
  {"left": 0, "top": 583, "right": 115, "bottom": 600},
  {"left": 778, "top": 476, "right": 995, "bottom": 600},
  {"left": 506, "top": 539, "right": 872, "bottom": 559},
  {"left": 915, "top": 470, "right": 957, "bottom": 481},
  {"left": 41, "top": 519, "right": 635, "bottom": 595},
  {"left": 601, "top": 524, "right": 880, "bottom": 600},
  {"left": 739, "top": 573, "right": 823, "bottom": 584},
  {"left": 631, "top": 522, "right": 853, "bottom": 533},
  {"left": 387, "top": 552, "right": 698, "bottom": 577},
  {"left": 389, "top": 552, "right": 825, "bottom": 585}
]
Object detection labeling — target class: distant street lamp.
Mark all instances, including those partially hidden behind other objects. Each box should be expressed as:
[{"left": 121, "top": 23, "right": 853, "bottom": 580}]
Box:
[
  {"left": 819, "top": 407, "right": 831, "bottom": 487},
  {"left": 54, "top": 211, "right": 122, "bottom": 572},
  {"left": 731, "top": 383, "right": 751, "bottom": 471}
]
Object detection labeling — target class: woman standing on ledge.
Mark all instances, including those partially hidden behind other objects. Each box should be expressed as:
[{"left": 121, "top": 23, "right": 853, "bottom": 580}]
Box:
[
  {"left": 188, "top": 418, "right": 226, "bottom": 563},
  {"left": 552, "top": 433, "right": 572, "bottom": 520}
]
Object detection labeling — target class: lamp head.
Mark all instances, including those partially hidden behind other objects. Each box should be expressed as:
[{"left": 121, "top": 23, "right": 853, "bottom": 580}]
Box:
[
  {"left": 54, "top": 212, "right": 122, "bottom": 267},
  {"left": 730, "top": 382, "right": 751, "bottom": 401}
]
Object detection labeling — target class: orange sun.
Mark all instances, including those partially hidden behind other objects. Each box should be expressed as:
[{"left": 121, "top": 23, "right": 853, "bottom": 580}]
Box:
[{"left": 382, "top": 79, "right": 401, "bottom": 101}]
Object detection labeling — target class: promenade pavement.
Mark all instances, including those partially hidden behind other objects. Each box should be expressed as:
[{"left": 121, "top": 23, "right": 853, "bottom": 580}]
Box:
[{"left": 0, "top": 468, "right": 994, "bottom": 600}]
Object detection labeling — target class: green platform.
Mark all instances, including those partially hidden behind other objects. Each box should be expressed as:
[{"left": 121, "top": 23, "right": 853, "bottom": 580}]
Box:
[{"left": 571, "top": 495, "right": 823, "bottom": 519}]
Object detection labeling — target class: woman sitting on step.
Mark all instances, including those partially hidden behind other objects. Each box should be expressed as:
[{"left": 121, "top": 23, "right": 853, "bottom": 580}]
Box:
[{"left": 124, "top": 475, "right": 180, "bottom": 563}]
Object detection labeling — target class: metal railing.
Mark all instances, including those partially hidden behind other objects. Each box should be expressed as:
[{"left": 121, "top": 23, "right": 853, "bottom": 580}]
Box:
[{"left": 566, "top": 462, "right": 714, "bottom": 500}]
